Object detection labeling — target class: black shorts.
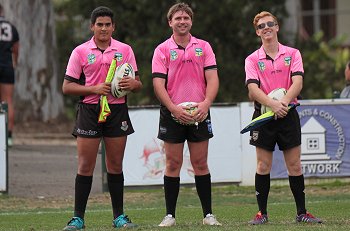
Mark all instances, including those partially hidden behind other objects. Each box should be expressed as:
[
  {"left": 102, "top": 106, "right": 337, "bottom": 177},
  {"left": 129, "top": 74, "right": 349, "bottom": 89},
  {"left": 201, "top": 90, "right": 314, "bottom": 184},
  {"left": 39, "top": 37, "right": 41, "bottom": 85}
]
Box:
[
  {"left": 249, "top": 108, "right": 301, "bottom": 151},
  {"left": 157, "top": 106, "right": 214, "bottom": 143},
  {"left": 0, "top": 66, "right": 15, "bottom": 84},
  {"left": 72, "top": 103, "right": 134, "bottom": 138}
]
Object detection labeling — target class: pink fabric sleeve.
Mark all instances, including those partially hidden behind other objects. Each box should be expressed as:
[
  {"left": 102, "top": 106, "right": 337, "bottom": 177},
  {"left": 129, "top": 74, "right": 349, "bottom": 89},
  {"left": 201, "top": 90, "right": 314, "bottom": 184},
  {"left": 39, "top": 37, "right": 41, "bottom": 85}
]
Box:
[
  {"left": 291, "top": 50, "right": 304, "bottom": 74},
  {"left": 65, "top": 49, "right": 83, "bottom": 79},
  {"left": 204, "top": 42, "right": 217, "bottom": 67},
  {"left": 245, "top": 56, "right": 258, "bottom": 83},
  {"left": 152, "top": 47, "right": 168, "bottom": 74}
]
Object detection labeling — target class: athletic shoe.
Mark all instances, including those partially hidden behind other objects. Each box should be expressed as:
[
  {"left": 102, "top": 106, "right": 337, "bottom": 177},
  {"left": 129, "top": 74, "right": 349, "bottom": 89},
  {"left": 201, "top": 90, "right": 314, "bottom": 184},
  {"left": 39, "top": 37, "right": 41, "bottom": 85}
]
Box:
[
  {"left": 63, "top": 217, "right": 85, "bottom": 230},
  {"left": 158, "top": 214, "right": 176, "bottom": 227},
  {"left": 203, "top": 213, "right": 222, "bottom": 226},
  {"left": 112, "top": 214, "right": 138, "bottom": 228},
  {"left": 296, "top": 212, "right": 322, "bottom": 223},
  {"left": 248, "top": 211, "right": 268, "bottom": 225}
]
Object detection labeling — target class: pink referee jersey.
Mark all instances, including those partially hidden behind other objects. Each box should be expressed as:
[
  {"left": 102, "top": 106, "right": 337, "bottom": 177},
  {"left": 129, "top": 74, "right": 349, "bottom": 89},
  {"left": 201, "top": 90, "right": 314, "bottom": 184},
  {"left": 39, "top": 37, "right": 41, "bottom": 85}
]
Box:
[
  {"left": 65, "top": 37, "right": 138, "bottom": 104},
  {"left": 152, "top": 35, "right": 217, "bottom": 105},
  {"left": 245, "top": 43, "right": 304, "bottom": 104}
]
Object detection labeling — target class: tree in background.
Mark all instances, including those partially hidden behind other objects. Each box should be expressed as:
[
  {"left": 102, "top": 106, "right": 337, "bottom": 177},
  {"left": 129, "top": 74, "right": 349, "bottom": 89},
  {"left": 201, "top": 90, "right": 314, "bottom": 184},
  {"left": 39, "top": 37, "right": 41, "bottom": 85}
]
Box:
[
  {"left": 55, "top": 0, "right": 287, "bottom": 109},
  {"left": 297, "top": 32, "right": 350, "bottom": 99},
  {"left": 2, "top": 0, "right": 348, "bottom": 124},
  {"left": 1, "top": 0, "right": 64, "bottom": 122}
]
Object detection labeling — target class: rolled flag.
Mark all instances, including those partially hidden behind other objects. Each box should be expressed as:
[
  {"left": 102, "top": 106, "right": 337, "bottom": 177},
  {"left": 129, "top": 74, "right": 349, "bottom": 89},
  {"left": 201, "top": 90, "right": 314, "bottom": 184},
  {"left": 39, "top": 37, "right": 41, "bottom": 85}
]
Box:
[
  {"left": 240, "top": 103, "right": 300, "bottom": 134},
  {"left": 98, "top": 55, "right": 117, "bottom": 123}
]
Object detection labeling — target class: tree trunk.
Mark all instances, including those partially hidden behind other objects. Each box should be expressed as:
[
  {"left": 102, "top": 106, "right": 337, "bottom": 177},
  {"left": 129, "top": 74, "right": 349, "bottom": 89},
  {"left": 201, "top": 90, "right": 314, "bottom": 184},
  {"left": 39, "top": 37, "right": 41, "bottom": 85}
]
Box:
[{"left": 1, "top": 0, "right": 64, "bottom": 122}]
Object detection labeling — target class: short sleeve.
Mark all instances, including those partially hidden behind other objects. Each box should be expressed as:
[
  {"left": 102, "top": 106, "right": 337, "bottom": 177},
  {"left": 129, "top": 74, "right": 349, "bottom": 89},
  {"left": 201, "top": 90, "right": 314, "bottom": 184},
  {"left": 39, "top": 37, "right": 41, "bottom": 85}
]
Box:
[{"left": 65, "top": 49, "right": 83, "bottom": 79}]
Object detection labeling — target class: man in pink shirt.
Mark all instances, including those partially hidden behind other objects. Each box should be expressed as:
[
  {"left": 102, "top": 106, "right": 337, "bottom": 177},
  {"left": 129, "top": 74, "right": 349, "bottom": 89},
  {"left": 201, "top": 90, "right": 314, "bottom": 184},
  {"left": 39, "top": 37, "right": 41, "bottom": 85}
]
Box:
[
  {"left": 245, "top": 11, "right": 322, "bottom": 225},
  {"left": 152, "top": 2, "right": 221, "bottom": 227},
  {"left": 62, "top": 6, "right": 142, "bottom": 230}
]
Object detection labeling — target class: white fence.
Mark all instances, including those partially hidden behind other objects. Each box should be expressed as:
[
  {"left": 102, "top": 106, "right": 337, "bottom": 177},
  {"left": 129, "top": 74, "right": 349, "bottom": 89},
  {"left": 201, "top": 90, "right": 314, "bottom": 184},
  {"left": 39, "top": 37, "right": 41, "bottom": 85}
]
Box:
[{"left": 2, "top": 99, "right": 350, "bottom": 192}]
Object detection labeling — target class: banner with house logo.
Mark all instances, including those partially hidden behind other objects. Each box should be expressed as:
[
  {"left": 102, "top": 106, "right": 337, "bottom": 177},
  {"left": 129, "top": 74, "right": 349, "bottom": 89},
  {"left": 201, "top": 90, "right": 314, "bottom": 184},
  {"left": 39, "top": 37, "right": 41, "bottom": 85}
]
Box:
[{"left": 271, "top": 103, "right": 350, "bottom": 178}]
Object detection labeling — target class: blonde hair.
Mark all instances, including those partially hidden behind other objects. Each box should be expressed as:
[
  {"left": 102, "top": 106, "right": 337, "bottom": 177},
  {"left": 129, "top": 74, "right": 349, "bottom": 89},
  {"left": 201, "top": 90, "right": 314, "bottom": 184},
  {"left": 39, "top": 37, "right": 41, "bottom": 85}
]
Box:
[
  {"left": 167, "top": 2, "right": 193, "bottom": 21},
  {"left": 253, "top": 11, "right": 278, "bottom": 29}
]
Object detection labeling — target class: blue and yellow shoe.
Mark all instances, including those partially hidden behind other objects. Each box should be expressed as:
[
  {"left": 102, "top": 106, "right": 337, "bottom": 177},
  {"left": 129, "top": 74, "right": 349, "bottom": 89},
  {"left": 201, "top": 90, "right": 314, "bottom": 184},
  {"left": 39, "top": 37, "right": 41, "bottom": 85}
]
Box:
[
  {"left": 113, "top": 214, "right": 137, "bottom": 228},
  {"left": 63, "top": 217, "right": 85, "bottom": 230}
]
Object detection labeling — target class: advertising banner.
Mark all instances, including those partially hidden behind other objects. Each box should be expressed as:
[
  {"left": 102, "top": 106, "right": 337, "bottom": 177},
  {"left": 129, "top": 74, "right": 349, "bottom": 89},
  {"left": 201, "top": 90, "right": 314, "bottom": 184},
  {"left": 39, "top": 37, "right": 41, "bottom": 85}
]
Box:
[
  {"left": 271, "top": 102, "right": 350, "bottom": 178},
  {"left": 0, "top": 112, "right": 7, "bottom": 192},
  {"left": 123, "top": 106, "right": 242, "bottom": 186}
]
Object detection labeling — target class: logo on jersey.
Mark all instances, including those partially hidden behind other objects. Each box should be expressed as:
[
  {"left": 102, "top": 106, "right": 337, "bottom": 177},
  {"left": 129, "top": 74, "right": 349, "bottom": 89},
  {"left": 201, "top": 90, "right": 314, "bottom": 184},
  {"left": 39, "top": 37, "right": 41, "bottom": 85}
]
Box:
[
  {"left": 258, "top": 61, "right": 266, "bottom": 71},
  {"left": 115, "top": 53, "right": 123, "bottom": 61},
  {"left": 284, "top": 56, "right": 291, "bottom": 66},
  {"left": 195, "top": 48, "right": 203, "bottom": 56},
  {"left": 170, "top": 50, "right": 178, "bottom": 61},
  {"left": 87, "top": 53, "right": 96, "bottom": 64}
]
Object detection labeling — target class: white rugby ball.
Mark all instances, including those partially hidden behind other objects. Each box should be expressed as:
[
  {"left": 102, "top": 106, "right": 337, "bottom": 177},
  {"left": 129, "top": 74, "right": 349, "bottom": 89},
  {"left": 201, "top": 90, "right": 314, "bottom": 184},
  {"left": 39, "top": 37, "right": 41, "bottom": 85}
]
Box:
[
  {"left": 111, "top": 63, "right": 135, "bottom": 98},
  {"left": 261, "top": 88, "right": 287, "bottom": 114},
  {"left": 171, "top": 102, "right": 207, "bottom": 125}
]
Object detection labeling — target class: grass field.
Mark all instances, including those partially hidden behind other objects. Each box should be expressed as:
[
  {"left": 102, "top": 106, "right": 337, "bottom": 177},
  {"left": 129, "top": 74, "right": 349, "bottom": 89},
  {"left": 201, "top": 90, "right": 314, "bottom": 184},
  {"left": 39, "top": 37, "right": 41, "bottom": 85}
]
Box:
[{"left": 0, "top": 180, "right": 349, "bottom": 231}]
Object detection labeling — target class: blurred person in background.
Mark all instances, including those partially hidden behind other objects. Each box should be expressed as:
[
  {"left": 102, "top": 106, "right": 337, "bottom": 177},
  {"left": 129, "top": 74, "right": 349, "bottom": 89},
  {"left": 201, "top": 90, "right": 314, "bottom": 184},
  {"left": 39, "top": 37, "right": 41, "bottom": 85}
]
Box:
[
  {"left": 340, "top": 61, "right": 350, "bottom": 98},
  {"left": 0, "top": 3, "right": 19, "bottom": 147}
]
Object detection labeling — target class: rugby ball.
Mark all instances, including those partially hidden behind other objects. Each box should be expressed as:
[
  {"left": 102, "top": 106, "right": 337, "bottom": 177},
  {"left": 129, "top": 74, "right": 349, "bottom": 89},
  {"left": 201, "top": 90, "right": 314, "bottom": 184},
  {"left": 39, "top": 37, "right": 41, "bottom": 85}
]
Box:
[
  {"left": 111, "top": 63, "right": 135, "bottom": 98},
  {"left": 261, "top": 88, "right": 287, "bottom": 114},
  {"left": 171, "top": 102, "right": 207, "bottom": 125}
]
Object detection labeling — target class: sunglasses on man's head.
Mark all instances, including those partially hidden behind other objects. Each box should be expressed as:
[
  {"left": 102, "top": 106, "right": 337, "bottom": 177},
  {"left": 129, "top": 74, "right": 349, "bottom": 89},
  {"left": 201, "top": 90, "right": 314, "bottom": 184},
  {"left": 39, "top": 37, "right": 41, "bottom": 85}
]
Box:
[{"left": 256, "top": 21, "right": 276, "bottom": 30}]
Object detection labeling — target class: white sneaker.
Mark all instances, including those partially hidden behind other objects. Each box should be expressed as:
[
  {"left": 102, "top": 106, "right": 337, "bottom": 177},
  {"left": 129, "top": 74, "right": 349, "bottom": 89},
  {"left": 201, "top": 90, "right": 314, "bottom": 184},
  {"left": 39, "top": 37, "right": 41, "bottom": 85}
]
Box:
[
  {"left": 158, "top": 214, "right": 176, "bottom": 227},
  {"left": 203, "top": 213, "right": 222, "bottom": 226}
]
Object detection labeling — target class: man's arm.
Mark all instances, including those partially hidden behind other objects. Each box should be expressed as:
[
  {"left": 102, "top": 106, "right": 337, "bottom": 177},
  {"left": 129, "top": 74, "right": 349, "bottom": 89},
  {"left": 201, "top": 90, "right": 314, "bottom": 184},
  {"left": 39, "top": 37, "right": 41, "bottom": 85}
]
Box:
[
  {"left": 199, "top": 69, "right": 219, "bottom": 112},
  {"left": 248, "top": 83, "right": 288, "bottom": 118},
  {"left": 153, "top": 77, "right": 193, "bottom": 123},
  {"left": 12, "top": 41, "right": 19, "bottom": 68},
  {"left": 62, "top": 79, "right": 111, "bottom": 96}
]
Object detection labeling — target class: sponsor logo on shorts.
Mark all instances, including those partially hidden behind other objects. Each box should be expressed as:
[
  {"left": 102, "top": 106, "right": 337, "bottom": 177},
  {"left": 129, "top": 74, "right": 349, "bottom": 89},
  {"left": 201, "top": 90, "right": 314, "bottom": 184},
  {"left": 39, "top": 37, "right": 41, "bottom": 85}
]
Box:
[
  {"left": 206, "top": 119, "right": 212, "bottom": 134},
  {"left": 76, "top": 128, "right": 98, "bottom": 136},
  {"left": 252, "top": 131, "right": 259, "bottom": 141},
  {"left": 121, "top": 121, "right": 128, "bottom": 131},
  {"left": 159, "top": 126, "right": 167, "bottom": 134},
  {"left": 87, "top": 53, "right": 96, "bottom": 64},
  {"left": 170, "top": 50, "right": 178, "bottom": 61}
]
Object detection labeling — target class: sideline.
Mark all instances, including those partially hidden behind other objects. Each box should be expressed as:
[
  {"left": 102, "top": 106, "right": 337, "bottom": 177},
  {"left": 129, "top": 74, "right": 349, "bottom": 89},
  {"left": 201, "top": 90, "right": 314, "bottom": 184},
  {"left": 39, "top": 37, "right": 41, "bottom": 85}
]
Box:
[{"left": 0, "top": 200, "right": 340, "bottom": 216}]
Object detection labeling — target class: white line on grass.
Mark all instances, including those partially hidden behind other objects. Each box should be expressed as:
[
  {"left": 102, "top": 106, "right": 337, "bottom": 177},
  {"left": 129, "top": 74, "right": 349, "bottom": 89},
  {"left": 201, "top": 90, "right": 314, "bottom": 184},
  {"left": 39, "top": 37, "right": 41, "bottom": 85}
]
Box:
[{"left": 0, "top": 199, "right": 349, "bottom": 216}]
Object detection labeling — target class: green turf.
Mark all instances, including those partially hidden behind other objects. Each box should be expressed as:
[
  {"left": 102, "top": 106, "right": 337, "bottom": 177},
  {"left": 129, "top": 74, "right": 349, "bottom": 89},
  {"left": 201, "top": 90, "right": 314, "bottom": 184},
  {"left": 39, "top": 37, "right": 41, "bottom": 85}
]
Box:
[{"left": 0, "top": 181, "right": 349, "bottom": 230}]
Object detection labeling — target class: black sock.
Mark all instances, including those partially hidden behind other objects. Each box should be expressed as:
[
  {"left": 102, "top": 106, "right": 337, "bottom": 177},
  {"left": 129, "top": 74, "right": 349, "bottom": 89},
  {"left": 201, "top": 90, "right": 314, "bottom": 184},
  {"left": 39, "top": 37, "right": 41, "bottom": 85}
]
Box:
[
  {"left": 74, "top": 174, "right": 93, "bottom": 219},
  {"left": 195, "top": 174, "right": 212, "bottom": 217},
  {"left": 164, "top": 175, "right": 180, "bottom": 217},
  {"left": 107, "top": 172, "right": 124, "bottom": 219},
  {"left": 255, "top": 173, "right": 270, "bottom": 215},
  {"left": 8, "top": 131, "right": 12, "bottom": 138},
  {"left": 289, "top": 175, "right": 306, "bottom": 215}
]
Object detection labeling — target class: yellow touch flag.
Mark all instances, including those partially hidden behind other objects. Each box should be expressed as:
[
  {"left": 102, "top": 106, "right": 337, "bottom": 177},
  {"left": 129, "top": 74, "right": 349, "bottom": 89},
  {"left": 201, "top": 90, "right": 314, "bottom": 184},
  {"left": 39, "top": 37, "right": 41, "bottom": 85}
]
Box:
[{"left": 98, "top": 57, "right": 117, "bottom": 123}]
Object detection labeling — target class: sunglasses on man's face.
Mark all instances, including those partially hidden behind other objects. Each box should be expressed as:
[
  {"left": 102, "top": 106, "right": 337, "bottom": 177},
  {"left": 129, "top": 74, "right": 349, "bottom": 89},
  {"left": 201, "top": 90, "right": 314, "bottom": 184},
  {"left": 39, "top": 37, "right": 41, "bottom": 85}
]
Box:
[{"left": 256, "top": 21, "right": 276, "bottom": 30}]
